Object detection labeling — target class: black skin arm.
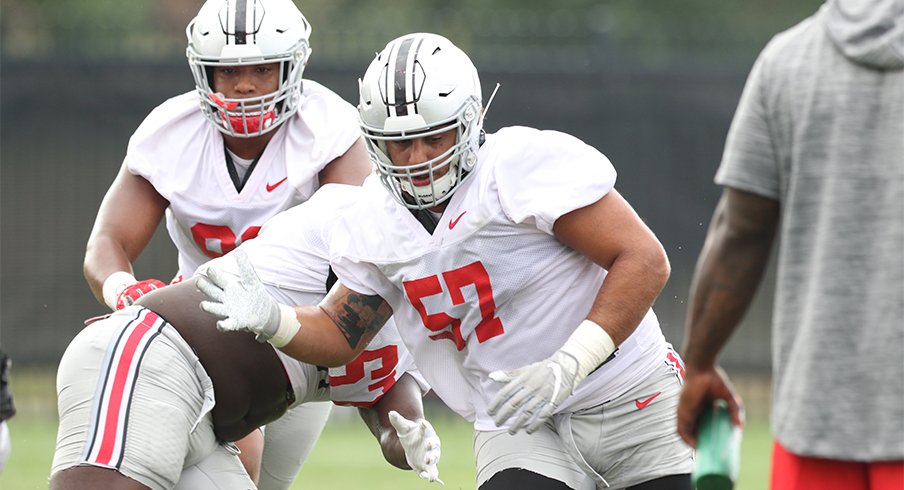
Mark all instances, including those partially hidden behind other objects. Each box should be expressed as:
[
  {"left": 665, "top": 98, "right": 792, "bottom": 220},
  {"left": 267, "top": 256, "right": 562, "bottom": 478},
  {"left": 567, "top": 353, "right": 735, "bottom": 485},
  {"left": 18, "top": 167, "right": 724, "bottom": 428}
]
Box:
[
  {"left": 357, "top": 373, "right": 426, "bottom": 470},
  {"left": 84, "top": 162, "right": 169, "bottom": 305},
  {"left": 677, "top": 187, "right": 779, "bottom": 446}
]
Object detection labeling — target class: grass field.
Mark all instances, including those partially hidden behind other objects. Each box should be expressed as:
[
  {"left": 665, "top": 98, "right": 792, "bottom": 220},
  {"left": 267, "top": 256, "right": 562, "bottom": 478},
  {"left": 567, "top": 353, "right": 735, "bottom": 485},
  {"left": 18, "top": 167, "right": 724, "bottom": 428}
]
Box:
[{"left": 1, "top": 369, "right": 772, "bottom": 489}]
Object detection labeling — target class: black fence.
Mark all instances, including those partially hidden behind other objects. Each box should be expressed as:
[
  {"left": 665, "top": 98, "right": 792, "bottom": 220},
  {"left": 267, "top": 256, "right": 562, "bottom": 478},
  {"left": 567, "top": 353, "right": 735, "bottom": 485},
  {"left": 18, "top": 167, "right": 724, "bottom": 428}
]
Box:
[
  {"left": 3, "top": 0, "right": 826, "bottom": 370},
  {"left": 1, "top": 56, "right": 777, "bottom": 370}
]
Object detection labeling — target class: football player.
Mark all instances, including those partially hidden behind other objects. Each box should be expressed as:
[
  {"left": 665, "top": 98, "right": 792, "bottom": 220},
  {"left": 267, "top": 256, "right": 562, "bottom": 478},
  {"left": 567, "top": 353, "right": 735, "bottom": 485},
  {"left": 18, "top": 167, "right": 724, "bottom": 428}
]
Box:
[
  {"left": 199, "top": 33, "right": 694, "bottom": 489},
  {"left": 51, "top": 185, "right": 441, "bottom": 490},
  {"left": 81, "top": 0, "right": 372, "bottom": 486}
]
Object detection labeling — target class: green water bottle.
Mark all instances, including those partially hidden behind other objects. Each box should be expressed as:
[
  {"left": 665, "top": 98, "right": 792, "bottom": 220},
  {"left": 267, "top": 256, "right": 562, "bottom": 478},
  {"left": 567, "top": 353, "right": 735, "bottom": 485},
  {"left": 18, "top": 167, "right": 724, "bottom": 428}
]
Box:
[{"left": 692, "top": 400, "right": 742, "bottom": 490}]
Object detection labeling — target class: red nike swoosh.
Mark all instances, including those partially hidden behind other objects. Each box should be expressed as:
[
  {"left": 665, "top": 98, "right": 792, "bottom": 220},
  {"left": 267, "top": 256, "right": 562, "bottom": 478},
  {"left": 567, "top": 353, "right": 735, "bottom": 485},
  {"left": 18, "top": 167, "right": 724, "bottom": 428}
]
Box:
[
  {"left": 448, "top": 211, "right": 467, "bottom": 230},
  {"left": 266, "top": 177, "right": 288, "bottom": 192},
  {"left": 634, "top": 391, "right": 662, "bottom": 410}
]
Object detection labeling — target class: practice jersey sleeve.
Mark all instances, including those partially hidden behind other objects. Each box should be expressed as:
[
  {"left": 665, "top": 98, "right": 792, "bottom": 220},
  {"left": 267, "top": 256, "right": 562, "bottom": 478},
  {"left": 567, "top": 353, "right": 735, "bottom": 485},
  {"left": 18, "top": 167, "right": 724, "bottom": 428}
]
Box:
[
  {"left": 326, "top": 176, "right": 410, "bottom": 301},
  {"left": 714, "top": 48, "right": 782, "bottom": 199},
  {"left": 126, "top": 92, "right": 207, "bottom": 194},
  {"left": 491, "top": 127, "right": 617, "bottom": 235}
]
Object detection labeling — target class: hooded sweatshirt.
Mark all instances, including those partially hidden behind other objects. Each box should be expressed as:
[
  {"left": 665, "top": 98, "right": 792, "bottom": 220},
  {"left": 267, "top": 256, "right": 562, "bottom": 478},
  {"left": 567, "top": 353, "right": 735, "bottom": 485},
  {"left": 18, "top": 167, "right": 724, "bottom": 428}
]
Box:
[
  {"left": 825, "top": 0, "right": 904, "bottom": 69},
  {"left": 714, "top": 0, "right": 904, "bottom": 460}
]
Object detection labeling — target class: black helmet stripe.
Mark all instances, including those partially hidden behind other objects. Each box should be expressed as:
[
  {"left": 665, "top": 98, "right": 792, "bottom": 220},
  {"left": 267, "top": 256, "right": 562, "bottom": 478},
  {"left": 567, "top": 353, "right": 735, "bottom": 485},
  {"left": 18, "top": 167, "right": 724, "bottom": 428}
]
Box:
[
  {"left": 386, "top": 36, "right": 425, "bottom": 118},
  {"left": 390, "top": 37, "right": 413, "bottom": 117},
  {"left": 232, "top": 0, "right": 248, "bottom": 45}
]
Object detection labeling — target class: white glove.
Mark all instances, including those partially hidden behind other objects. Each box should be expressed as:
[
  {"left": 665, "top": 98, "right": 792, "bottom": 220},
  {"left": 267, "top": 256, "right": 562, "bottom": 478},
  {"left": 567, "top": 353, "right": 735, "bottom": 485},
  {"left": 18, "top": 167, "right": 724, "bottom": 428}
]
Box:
[
  {"left": 388, "top": 410, "right": 444, "bottom": 485},
  {"left": 487, "top": 350, "right": 581, "bottom": 434},
  {"left": 487, "top": 320, "right": 616, "bottom": 434},
  {"left": 197, "top": 250, "right": 300, "bottom": 347}
]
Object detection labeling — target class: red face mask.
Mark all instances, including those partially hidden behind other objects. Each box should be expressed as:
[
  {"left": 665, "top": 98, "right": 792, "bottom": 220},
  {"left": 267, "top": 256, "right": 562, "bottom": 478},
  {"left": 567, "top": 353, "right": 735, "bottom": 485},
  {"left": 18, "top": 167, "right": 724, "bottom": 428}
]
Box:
[{"left": 208, "top": 92, "right": 277, "bottom": 136}]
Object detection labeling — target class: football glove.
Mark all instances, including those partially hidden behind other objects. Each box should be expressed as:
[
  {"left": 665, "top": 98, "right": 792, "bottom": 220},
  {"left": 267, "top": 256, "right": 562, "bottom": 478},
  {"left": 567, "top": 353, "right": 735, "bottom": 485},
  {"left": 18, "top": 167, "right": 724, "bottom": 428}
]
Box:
[
  {"left": 116, "top": 279, "right": 166, "bottom": 309},
  {"left": 487, "top": 320, "right": 616, "bottom": 434},
  {"left": 197, "top": 250, "right": 300, "bottom": 347},
  {"left": 103, "top": 272, "right": 166, "bottom": 310},
  {"left": 388, "top": 410, "right": 443, "bottom": 485}
]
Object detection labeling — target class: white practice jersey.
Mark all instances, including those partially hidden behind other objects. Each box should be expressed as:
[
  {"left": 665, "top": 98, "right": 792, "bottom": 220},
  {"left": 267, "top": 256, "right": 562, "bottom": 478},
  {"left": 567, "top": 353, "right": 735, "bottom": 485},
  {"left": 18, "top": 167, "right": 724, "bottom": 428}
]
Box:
[
  {"left": 330, "top": 127, "right": 668, "bottom": 430},
  {"left": 127, "top": 82, "right": 362, "bottom": 278},
  {"left": 199, "top": 185, "right": 424, "bottom": 408}
]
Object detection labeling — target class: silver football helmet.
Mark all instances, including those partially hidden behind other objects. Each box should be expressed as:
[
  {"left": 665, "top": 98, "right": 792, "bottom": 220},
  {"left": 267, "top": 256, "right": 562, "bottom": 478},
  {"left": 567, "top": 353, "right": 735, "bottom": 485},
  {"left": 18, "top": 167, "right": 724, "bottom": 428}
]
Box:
[
  {"left": 186, "top": 0, "right": 312, "bottom": 138},
  {"left": 358, "top": 33, "right": 483, "bottom": 209}
]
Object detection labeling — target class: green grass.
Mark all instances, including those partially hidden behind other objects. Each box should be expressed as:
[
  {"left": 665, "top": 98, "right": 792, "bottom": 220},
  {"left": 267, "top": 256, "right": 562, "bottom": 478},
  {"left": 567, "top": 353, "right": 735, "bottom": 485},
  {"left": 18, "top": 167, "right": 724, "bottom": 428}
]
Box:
[
  {"left": 2, "top": 369, "right": 771, "bottom": 489},
  {"left": 294, "top": 408, "right": 476, "bottom": 489}
]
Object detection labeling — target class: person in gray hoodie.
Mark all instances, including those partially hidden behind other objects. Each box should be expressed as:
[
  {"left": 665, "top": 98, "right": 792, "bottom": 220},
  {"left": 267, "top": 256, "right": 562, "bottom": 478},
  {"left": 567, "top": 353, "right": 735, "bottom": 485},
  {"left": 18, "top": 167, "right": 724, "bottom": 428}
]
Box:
[{"left": 676, "top": 0, "right": 903, "bottom": 488}]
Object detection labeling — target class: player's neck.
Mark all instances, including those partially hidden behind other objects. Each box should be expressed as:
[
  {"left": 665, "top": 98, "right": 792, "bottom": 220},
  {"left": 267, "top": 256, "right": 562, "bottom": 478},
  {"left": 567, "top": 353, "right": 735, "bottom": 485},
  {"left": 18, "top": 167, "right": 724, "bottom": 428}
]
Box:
[{"left": 223, "top": 131, "right": 276, "bottom": 160}]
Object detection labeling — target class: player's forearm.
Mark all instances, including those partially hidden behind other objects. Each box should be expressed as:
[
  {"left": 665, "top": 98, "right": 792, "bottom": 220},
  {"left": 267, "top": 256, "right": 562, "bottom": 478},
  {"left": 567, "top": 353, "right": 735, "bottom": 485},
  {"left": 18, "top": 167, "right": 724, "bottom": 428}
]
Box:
[
  {"left": 358, "top": 408, "right": 409, "bottom": 470},
  {"left": 278, "top": 305, "right": 359, "bottom": 367},
  {"left": 360, "top": 374, "right": 427, "bottom": 470},
  {"left": 84, "top": 235, "right": 135, "bottom": 305},
  {"left": 682, "top": 192, "right": 777, "bottom": 369},
  {"left": 85, "top": 168, "right": 167, "bottom": 307}
]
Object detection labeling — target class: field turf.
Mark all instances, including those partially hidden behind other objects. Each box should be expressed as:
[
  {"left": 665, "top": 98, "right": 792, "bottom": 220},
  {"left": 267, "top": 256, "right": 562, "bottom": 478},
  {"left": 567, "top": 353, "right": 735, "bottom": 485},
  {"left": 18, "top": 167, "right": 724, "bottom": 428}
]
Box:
[{"left": 2, "top": 369, "right": 772, "bottom": 489}]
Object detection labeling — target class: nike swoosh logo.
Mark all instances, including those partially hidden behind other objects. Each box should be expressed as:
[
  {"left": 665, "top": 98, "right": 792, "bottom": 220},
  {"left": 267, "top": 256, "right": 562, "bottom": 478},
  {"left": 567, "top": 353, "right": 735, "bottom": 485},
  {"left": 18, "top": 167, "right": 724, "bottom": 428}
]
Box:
[
  {"left": 448, "top": 211, "right": 467, "bottom": 230},
  {"left": 266, "top": 177, "right": 288, "bottom": 192},
  {"left": 634, "top": 391, "right": 662, "bottom": 410}
]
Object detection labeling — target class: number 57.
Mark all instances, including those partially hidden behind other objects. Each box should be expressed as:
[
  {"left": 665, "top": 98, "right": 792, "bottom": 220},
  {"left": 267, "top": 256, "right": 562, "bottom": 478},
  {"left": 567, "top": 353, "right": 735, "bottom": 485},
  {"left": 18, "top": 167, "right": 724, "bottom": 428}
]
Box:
[{"left": 403, "top": 261, "right": 505, "bottom": 351}]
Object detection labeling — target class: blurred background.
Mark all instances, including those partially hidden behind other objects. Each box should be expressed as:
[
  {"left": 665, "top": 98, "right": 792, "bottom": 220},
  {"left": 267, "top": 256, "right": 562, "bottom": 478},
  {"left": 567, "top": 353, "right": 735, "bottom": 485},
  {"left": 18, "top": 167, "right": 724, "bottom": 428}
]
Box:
[{"left": 1, "top": 0, "right": 825, "bottom": 486}]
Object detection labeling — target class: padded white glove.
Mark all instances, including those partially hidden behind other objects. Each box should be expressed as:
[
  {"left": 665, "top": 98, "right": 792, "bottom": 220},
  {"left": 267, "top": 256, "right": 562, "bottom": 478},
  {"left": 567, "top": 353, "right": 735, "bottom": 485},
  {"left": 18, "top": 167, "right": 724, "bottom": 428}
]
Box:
[
  {"left": 388, "top": 410, "right": 444, "bottom": 485},
  {"left": 487, "top": 320, "right": 616, "bottom": 434},
  {"left": 487, "top": 350, "right": 581, "bottom": 434},
  {"left": 197, "top": 250, "right": 300, "bottom": 347}
]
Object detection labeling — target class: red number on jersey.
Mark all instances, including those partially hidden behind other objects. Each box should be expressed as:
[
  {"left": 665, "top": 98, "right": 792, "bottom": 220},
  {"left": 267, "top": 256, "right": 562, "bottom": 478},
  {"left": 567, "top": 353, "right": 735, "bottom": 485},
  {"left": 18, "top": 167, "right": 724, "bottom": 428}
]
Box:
[
  {"left": 329, "top": 345, "right": 399, "bottom": 395},
  {"left": 190, "top": 223, "right": 261, "bottom": 258},
  {"left": 403, "top": 261, "right": 505, "bottom": 350}
]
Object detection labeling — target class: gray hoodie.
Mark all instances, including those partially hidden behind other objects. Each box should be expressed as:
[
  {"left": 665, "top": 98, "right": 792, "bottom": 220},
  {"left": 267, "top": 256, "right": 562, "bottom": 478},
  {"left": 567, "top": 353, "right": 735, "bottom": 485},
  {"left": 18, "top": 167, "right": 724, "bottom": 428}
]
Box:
[
  {"left": 824, "top": 0, "right": 904, "bottom": 69},
  {"left": 715, "top": 0, "right": 904, "bottom": 461}
]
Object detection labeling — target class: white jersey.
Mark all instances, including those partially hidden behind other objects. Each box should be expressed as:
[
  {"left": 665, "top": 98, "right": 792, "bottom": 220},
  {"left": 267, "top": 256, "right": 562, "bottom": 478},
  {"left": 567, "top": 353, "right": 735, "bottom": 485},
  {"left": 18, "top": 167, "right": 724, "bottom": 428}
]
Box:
[
  {"left": 330, "top": 127, "right": 668, "bottom": 430},
  {"left": 127, "top": 82, "right": 361, "bottom": 278},
  {"left": 200, "top": 185, "right": 424, "bottom": 408}
]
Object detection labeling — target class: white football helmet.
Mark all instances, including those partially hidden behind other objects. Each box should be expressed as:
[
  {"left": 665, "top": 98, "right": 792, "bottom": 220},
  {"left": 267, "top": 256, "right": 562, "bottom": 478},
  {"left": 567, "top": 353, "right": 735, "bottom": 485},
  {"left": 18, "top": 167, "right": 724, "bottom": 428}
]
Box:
[
  {"left": 186, "top": 0, "right": 312, "bottom": 138},
  {"left": 358, "top": 33, "right": 483, "bottom": 210}
]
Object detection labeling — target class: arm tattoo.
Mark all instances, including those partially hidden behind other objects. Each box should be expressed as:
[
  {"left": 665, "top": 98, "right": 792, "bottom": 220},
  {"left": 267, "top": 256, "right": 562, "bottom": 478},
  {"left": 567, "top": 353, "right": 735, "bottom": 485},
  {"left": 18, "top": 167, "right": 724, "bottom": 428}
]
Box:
[{"left": 323, "top": 286, "right": 392, "bottom": 350}]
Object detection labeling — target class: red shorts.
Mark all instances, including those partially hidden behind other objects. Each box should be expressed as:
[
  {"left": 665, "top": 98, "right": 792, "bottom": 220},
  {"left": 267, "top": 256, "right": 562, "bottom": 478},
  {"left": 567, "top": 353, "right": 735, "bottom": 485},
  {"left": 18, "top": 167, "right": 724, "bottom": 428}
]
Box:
[{"left": 771, "top": 441, "right": 904, "bottom": 490}]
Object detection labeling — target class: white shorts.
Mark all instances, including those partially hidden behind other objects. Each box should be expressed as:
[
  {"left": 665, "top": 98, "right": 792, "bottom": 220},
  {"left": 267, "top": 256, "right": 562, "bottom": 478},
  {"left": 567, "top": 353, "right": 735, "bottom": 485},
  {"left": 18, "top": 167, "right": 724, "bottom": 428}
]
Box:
[
  {"left": 556, "top": 350, "right": 695, "bottom": 489},
  {"left": 475, "top": 348, "right": 694, "bottom": 489},
  {"left": 474, "top": 425, "right": 596, "bottom": 489},
  {"left": 175, "top": 442, "right": 255, "bottom": 490},
  {"left": 51, "top": 307, "right": 249, "bottom": 490}
]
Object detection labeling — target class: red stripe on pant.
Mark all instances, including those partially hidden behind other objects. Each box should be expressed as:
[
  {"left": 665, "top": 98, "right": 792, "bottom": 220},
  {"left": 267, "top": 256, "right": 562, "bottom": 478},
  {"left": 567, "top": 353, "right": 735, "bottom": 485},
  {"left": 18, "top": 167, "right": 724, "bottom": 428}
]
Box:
[{"left": 93, "top": 312, "right": 157, "bottom": 466}]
